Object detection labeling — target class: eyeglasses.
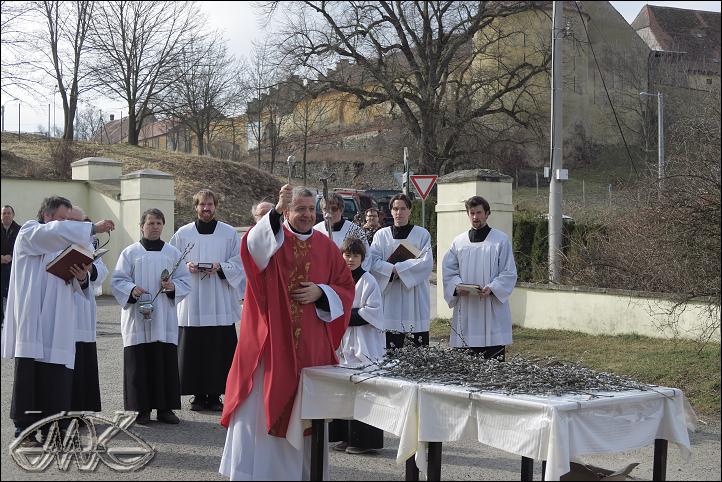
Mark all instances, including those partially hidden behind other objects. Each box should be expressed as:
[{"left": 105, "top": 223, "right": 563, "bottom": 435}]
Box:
[{"left": 324, "top": 206, "right": 341, "bottom": 213}]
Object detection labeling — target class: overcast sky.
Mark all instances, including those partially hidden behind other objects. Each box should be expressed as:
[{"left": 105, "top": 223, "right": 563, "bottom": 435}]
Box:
[{"left": 2, "top": 1, "right": 719, "bottom": 134}]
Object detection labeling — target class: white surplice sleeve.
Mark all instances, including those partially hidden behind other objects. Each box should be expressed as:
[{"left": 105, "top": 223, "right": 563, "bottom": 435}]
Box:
[
  {"left": 170, "top": 251, "right": 192, "bottom": 303},
  {"left": 315, "top": 284, "right": 344, "bottom": 323},
  {"left": 19, "top": 220, "right": 93, "bottom": 256},
  {"left": 220, "top": 230, "right": 245, "bottom": 290},
  {"left": 395, "top": 231, "right": 434, "bottom": 290},
  {"left": 358, "top": 274, "right": 385, "bottom": 331},
  {"left": 442, "top": 241, "right": 463, "bottom": 309},
  {"left": 369, "top": 233, "right": 394, "bottom": 292},
  {"left": 111, "top": 247, "right": 136, "bottom": 305},
  {"left": 487, "top": 236, "right": 517, "bottom": 304},
  {"left": 246, "top": 210, "right": 284, "bottom": 272}
]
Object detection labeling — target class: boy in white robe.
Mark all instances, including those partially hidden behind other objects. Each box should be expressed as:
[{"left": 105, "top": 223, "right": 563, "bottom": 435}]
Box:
[
  {"left": 2, "top": 196, "right": 114, "bottom": 443},
  {"left": 170, "top": 190, "right": 245, "bottom": 412},
  {"left": 112, "top": 208, "right": 191, "bottom": 425},
  {"left": 330, "top": 237, "right": 386, "bottom": 455},
  {"left": 442, "top": 196, "right": 517, "bottom": 359},
  {"left": 369, "top": 193, "right": 434, "bottom": 348}
]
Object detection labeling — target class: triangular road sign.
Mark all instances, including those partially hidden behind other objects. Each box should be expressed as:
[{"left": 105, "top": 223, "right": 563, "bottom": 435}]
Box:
[{"left": 410, "top": 175, "right": 437, "bottom": 200}]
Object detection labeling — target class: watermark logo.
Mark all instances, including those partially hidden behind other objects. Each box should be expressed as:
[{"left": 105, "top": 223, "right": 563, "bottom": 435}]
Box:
[{"left": 9, "top": 411, "right": 155, "bottom": 472}]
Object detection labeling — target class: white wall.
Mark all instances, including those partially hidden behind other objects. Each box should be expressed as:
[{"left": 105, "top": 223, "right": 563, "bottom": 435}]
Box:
[{"left": 510, "top": 283, "right": 720, "bottom": 342}]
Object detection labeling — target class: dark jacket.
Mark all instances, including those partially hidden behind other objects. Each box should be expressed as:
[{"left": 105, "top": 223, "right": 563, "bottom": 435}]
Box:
[{"left": 1, "top": 221, "right": 20, "bottom": 257}]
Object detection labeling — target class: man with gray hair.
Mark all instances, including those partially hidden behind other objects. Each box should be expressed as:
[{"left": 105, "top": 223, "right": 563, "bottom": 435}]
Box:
[
  {"left": 2, "top": 196, "right": 114, "bottom": 445},
  {"left": 220, "top": 184, "right": 355, "bottom": 480}
]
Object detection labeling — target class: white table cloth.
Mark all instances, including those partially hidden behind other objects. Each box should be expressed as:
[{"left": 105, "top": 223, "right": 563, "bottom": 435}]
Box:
[{"left": 296, "top": 366, "right": 696, "bottom": 480}]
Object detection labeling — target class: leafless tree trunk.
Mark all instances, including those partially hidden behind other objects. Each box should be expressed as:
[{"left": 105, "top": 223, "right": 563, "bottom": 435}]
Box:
[
  {"left": 288, "top": 80, "right": 335, "bottom": 185},
  {"left": 271, "top": 1, "right": 551, "bottom": 174},
  {"left": 88, "top": 1, "right": 200, "bottom": 145},
  {"left": 31, "top": 0, "right": 95, "bottom": 141},
  {"left": 1, "top": 1, "right": 41, "bottom": 97},
  {"left": 246, "top": 40, "right": 280, "bottom": 169}
]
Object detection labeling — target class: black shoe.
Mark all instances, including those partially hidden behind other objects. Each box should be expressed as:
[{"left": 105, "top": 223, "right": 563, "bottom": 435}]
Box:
[
  {"left": 157, "top": 410, "right": 180, "bottom": 424},
  {"left": 206, "top": 396, "right": 223, "bottom": 412},
  {"left": 331, "top": 441, "right": 348, "bottom": 452},
  {"left": 346, "top": 446, "right": 377, "bottom": 455},
  {"left": 190, "top": 395, "right": 206, "bottom": 411},
  {"left": 135, "top": 411, "right": 151, "bottom": 425}
]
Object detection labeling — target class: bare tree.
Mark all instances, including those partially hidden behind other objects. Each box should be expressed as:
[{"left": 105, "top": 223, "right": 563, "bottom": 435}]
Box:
[
  {"left": 1, "top": 1, "right": 40, "bottom": 97},
  {"left": 158, "top": 35, "right": 245, "bottom": 156},
  {"left": 88, "top": 1, "right": 201, "bottom": 145},
  {"left": 271, "top": 1, "right": 551, "bottom": 174},
  {"left": 31, "top": 0, "right": 95, "bottom": 140},
  {"left": 74, "top": 101, "right": 104, "bottom": 140},
  {"left": 563, "top": 85, "right": 721, "bottom": 343},
  {"left": 288, "top": 79, "right": 336, "bottom": 184},
  {"left": 246, "top": 40, "right": 278, "bottom": 169}
]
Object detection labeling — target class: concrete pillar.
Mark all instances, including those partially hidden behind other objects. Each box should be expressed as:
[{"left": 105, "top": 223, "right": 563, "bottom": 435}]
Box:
[
  {"left": 71, "top": 157, "right": 123, "bottom": 181},
  {"left": 435, "top": 169, "right": 513, "bottom": 319},
  {"left": 119, "top": 168, "right": 175, "bottom": 251}
]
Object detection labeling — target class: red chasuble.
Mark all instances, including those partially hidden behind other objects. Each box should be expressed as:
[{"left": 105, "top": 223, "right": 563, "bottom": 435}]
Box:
[{"left": 221, "top": 225, "right": 355, "bottom": 437}]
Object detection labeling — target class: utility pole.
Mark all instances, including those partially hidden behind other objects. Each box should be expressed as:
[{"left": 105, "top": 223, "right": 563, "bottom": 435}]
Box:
[
  {"left": 640, "top": 91, "right": 664, "bottom": 196},
  {"left": 548, "top": 1, "right": 564, "bottom": 283},
  {"left": 403, "top": 147, "right": 410, "bottom": 196}
]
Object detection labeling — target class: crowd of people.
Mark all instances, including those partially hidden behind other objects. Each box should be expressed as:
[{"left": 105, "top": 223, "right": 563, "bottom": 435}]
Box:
[{"left": 1, "top": 185, "right": 517, "bottom": 481}]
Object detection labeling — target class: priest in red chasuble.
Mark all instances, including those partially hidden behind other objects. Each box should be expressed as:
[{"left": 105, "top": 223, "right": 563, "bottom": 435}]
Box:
[{"left": 219, "top": 184, "right": 355, "bottom": 481}]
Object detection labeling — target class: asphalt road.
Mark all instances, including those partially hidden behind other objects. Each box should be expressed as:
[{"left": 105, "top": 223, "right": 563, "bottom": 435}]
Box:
[{"left": 1, "top": 295, "right": 719, "bottom": 481}]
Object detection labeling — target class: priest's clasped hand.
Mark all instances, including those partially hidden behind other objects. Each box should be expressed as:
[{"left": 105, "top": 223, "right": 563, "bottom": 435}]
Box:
[{"left": 290, "top": 281, "right": 323, "bottom": 304}]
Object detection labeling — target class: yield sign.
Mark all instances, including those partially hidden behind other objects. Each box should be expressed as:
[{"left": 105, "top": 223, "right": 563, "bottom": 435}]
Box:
[{"left": 410, "top": 175, "right": 437, "bottom": 200}]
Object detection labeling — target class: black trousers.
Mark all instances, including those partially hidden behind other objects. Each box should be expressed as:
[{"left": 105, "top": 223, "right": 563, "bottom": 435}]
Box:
[
  {"left": 11, "top": 358, "right": 74, "bottom": 437},
  {"left": 329, "top": 419, "right": 384, "bottom": 449},
  {"left": 385, "top": 330, "right": 429, "bottom": 349},
  {"left": 456, "top": 345, "right": 506, "bottom": 361}
]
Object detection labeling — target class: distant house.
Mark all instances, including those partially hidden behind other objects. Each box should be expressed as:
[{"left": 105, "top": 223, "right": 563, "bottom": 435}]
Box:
[
  {"left": 90, "top": 114, "right": 156, "bottom": 145},
  {"left": 632, "top": 5, "right": 721, "bottom": 90}
]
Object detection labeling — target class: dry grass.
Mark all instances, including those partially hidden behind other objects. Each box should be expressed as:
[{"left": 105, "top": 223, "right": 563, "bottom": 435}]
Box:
[{"left": 0, "top": 133, "right": 283, "bottom": 229}]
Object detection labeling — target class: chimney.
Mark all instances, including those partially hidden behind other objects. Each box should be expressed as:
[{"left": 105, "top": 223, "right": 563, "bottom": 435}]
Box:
[{"left": 110, "top": 114, "right": 115, "bottom": 121}]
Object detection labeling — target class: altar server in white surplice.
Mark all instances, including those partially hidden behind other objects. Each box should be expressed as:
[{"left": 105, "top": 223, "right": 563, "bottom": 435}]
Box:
[
  {"left": 330, "top": 237, "right": 386, "bottom": 455},
  {"left": 68, "top": 207, "right": 109, "bottom": 413},
  {"left": 369, "top": 193, "right": 433, "bottom": 349},
  {"left": 170, "top": 189, "right": 245, "bottom": 413},
  {"left": 442, "top": 196, "right": 517, "bottom": 360},
  {"left": 112, "top": 208, "right": 191, "bottom": 425},
  {"left": 2, "top": 196, "right": 114, "bottom": 442},
  {"left": 313, "top": 192, "right": 371, "bottom": 270}
]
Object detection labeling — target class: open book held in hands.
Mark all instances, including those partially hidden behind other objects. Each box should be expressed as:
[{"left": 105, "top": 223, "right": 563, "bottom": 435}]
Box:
[
  {"left": 46, "top": 244, "right": 109, "bottom": 282},
  {"left": 386, "top": 240, "right": 422, "bottom": 264},
  {"left": 456, "top": 283, "right": 482, "bottom": 294}
]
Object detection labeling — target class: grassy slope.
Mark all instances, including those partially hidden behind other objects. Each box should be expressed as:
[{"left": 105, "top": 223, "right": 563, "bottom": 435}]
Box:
[{"left": 0, "top": 133, "right": 283, "bottom": 228}]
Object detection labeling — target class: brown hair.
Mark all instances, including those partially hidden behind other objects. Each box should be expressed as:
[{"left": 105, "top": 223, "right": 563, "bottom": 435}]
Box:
[
  {"left": 193, "top": 189, "right": 219, "bottom": 207},
  {"left": 464, "top": 196, "right": 490, "bottom": 214},
  {"left": 389, "top": 193, "right": 412, "bottom": 209},
  {"left": 341, "top": 237, "right": 367, "bottom": 261}
]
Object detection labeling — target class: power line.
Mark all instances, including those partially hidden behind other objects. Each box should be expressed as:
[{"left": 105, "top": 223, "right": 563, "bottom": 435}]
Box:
[{"left": 574, "top": 1, "right": 638, "bottom": 175}]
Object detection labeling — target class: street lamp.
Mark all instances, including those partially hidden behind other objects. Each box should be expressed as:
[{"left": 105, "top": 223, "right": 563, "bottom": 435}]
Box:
[
  {"left": 1, "top": 97, "right": 18, "bottom": 133},
  {"left": 640, "top": 91, "right": 665, "bottom": 193}
]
